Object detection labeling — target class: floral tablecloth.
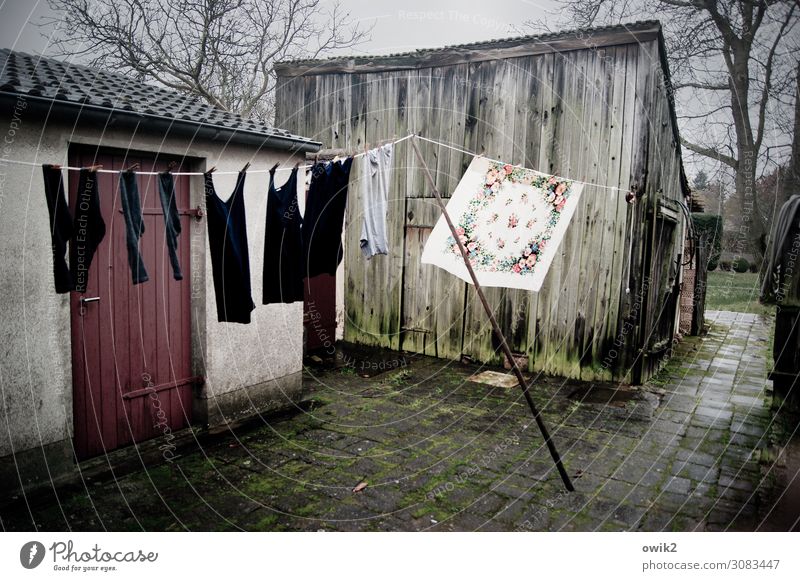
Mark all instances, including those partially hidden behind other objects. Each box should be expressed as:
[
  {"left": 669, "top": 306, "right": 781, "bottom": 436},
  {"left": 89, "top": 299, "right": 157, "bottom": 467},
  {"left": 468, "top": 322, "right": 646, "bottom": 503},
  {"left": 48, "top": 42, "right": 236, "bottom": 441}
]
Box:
[{"left": 421, "top": 156, "right": 583, "bottom": 292}]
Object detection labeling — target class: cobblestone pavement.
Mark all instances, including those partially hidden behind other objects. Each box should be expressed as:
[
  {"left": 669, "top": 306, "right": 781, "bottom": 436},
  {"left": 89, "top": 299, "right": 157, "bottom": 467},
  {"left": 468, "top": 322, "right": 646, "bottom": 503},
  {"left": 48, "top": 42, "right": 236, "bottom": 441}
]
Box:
[{"left": 1, "top": 310, "right": 785, "bottom": 531}]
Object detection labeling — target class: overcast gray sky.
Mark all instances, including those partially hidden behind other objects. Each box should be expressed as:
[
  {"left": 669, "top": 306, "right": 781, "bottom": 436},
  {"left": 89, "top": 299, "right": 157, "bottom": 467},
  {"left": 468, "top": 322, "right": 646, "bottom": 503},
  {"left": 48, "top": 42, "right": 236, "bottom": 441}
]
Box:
[
  {"left": 0, "top": 0, "right": 560, "bottom": 56},
  {"left": 1, "top": 0, "right": 787, "bottom": 182}
]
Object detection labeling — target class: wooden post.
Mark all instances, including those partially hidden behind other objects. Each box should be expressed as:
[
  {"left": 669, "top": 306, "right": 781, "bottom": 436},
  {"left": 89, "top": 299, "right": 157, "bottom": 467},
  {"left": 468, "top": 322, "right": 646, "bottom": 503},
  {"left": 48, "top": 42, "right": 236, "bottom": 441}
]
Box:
[{"left": 410, "top": 135, "right": 574, "bottom": 492}]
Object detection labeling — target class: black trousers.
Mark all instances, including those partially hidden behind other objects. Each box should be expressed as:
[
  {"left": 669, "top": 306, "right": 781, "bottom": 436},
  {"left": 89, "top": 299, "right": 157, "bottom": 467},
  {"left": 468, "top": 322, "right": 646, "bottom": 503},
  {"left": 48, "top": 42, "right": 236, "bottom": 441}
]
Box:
[
  {"left": 158, "top": 172, "right": 183, "bottom": 281},
  {"left": 70, "top": 169, "right": 106, "bottom": 293},
  {"left": 42, "top": 165, "right": 74, "bottom": 293},
  {"left": 119, "top": 171, "right": 149, "bottom": 284}
]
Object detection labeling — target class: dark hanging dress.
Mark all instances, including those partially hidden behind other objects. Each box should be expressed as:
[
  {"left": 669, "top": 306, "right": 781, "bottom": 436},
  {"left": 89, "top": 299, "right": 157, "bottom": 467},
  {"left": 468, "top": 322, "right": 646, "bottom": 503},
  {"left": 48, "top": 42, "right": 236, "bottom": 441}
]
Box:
[
  {"left": 204, "top": 171, "right": 255, "bottom": 324},
  {"left": 302, "top": 157, "right": 353, "bottom": 278},
  {"left": 263, "top": 167, "right": 304, "bottom": 304}
]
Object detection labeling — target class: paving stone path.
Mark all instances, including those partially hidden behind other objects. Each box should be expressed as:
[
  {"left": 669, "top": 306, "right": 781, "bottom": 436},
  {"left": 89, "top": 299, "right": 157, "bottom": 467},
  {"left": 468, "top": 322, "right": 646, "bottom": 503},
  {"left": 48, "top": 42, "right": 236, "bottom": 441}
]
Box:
[{"left": 0, "top": 311, "right": 782, "bottom": 531}]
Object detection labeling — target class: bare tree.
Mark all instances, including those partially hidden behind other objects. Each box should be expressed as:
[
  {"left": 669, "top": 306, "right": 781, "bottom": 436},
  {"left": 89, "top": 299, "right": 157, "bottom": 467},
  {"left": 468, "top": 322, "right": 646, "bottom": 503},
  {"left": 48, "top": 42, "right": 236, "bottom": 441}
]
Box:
[
  {"left": 46, "top": 0, "right": 371, "bottom": 121},
  {"left": 522, "top": 0, "right": 799, "bottom": 262},
  {"left": 781, "top": 59, "right": 800, "bottom": 203}
]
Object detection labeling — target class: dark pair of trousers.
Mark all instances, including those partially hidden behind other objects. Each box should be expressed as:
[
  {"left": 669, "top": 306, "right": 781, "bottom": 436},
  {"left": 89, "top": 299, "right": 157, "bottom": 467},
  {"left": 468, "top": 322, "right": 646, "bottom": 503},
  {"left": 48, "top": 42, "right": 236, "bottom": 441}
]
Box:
[
  {"left": 70, "top": 169, "right": 106, "bottom": 293},
  {"left": 158, "top": 172, "right": 183, "bottom": 281},
  {"left": 42, "top": 166, "right": 106, "bottom": 294},
  {"left": 119, "top": 171, "right": 148, "bottom": 284},
  {"left": 43, "top": 166, "right": 182, "bottom": 292},
  {"left": 42, "top": 165, "right": 74, "bottom": 293},
  {"left": 118, "top": 171, "right": 183, "bottom": 284}
]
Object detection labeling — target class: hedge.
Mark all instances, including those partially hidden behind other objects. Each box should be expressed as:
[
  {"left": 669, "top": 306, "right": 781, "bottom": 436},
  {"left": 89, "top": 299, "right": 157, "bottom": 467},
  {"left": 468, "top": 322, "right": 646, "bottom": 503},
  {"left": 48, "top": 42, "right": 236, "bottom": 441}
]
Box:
[{"left": 733, "top": 257, "right": 750, "bottom": 273}]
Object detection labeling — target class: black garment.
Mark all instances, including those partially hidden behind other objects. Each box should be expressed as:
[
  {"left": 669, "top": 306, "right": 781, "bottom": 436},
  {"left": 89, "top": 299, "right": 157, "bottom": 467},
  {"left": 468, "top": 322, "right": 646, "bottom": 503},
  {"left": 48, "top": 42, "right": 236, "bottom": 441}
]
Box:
[
  {"left": 205, "top": 171, "right": 255, "bottom": 323},
  {"left": 71, "top": 169, "right": 106, "bottom": 293},
  {"left": 158, "top": 172, "right": 183, "bottom": 280},
  {"left": 119, "top": 171, "right": 149, "bottom": 285},
  {"left": 302, "top": 157, "right": 353, "bottom": 278},
  {"left": 761, "top": 194, "right": 800, "bottom": 305},
  {"left": 42, "top": 164, "right": 74, "bottom": 293},
  {"left": 263, "top": 167, "right": 304, "bottom": 304}
]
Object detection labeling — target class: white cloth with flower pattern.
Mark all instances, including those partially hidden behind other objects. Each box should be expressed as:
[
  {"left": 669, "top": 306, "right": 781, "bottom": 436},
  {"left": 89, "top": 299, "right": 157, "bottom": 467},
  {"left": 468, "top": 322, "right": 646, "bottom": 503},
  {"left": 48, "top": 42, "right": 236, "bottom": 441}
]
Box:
[{"left": 421, "top": 156, "right": 583, "bottom": 292}]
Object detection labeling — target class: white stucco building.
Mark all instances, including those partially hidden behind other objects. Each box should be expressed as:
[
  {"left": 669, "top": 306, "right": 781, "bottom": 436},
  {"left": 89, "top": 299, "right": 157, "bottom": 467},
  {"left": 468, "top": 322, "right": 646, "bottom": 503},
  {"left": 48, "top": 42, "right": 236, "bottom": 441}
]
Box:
[{"left": 0, "top": 48, "right": 320, "bottom": 493}]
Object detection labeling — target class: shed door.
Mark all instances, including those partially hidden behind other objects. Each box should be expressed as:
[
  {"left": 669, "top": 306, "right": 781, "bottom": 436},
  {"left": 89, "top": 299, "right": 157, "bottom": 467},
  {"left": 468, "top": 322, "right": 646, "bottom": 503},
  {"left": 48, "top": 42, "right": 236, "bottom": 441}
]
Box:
[
  {"left": 69, "top": 149, "right": 194, "bottom": 461},
  {"left": 400, "top": 198, "right": 466, "bottom": 359}
]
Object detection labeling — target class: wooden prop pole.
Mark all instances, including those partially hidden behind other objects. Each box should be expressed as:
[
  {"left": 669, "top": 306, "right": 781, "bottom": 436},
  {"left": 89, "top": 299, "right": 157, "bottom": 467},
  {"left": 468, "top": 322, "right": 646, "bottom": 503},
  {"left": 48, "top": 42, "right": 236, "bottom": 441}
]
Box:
[{"left": 410, "top": 135, "right": 574, "bottom": 492}]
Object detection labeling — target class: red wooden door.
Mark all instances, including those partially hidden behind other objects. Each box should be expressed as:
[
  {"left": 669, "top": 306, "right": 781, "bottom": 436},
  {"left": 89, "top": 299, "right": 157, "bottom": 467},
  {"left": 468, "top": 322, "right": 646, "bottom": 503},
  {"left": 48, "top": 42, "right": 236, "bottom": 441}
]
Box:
[{"left": 69, "top": 149, "right": 194, "bottom": 461}]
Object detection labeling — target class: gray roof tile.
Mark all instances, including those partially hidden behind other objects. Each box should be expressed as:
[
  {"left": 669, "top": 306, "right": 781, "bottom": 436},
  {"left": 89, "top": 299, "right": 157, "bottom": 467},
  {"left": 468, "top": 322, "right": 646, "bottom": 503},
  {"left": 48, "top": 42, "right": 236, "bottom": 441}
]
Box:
[{"left": 0, "top": 48, "right": 318, "bottom": 148}]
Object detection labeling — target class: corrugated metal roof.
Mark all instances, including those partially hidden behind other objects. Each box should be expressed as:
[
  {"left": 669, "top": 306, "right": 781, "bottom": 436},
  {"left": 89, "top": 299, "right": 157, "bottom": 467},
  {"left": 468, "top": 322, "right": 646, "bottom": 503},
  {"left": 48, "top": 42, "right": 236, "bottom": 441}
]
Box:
[{"left": 276, "top": 20, "right": 661, "bottom": 68}]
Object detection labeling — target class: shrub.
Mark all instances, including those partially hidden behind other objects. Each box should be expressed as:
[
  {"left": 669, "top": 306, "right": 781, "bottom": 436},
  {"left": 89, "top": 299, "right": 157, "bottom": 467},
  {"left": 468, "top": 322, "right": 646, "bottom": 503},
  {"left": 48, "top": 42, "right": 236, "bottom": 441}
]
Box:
[
  {"left": 733, "top": 257, "right": 750, "bottom": 273},
  {"left": 720, "top": 259, "right": 732, "bottom": 271},
  {"left": 692, "top": 213, "right": 722, "bottom": 271}
]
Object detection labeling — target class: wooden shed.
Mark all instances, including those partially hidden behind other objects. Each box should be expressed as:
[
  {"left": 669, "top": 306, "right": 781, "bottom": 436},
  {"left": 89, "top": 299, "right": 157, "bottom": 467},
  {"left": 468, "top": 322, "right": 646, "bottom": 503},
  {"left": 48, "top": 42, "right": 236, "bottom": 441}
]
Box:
[{"left": 275, "top": 20, "right": 691, "bottom": 384}]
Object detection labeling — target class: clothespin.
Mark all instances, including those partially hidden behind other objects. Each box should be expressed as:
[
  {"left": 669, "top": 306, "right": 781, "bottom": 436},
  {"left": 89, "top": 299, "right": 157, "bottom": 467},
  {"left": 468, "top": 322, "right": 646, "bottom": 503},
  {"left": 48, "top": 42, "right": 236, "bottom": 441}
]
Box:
[
  {"left": 166, "top": 161, "right": 178, "bottom": 173},
  {"left": 270, "top": 162, "right": 280, "bottom": 172},
  {"left": 84, "top": 164, "right": 103, "bottom": 172},
  {"left": 241, "top": 161, "right": 251, "bottom": 173},
  {"left": 51, "top": 164, "right": 62, "bottom": 170},
  {"left": 207, "top": 165, "right": 216, "bottom": 174},
  {"left": 125, "top": 162, "right": 139, "bottom": 173}
]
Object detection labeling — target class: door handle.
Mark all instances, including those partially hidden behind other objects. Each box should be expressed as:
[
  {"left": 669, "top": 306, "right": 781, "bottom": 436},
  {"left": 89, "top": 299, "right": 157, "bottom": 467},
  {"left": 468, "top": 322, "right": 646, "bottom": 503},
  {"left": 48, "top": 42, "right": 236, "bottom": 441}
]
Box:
[{"left": 78, "top": 296, "right": 100, "bottom": 316}]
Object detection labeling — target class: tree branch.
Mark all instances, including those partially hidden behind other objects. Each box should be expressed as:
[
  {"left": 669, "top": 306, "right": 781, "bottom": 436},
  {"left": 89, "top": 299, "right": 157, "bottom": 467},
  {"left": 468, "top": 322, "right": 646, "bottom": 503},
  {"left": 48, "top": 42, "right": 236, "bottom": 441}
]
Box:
[
  {"left": 674, "top": 81, "right": 730, "bottom": 90},
  {"left": 681, "top": 137, "right": 738, "bottom": 168},
  {"left": 46, "top": 0, "right": 371, "bottom": 121},
  {"left": 754, "top": 3, "right": 796, "bottom": 152}
]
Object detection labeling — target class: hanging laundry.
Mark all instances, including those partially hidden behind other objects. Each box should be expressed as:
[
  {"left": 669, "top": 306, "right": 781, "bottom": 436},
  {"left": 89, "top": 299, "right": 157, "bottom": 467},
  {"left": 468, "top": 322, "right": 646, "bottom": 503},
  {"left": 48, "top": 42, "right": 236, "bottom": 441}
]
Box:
[
  {"left": 70, "top": 169, "right": 106, "bottom": 294},
  {"left": 42, "top": 164, "right": 74, "bottom": 293},
  {"left": 205, "top": 171, "right": 255, "bottom": 323},
  {"left": 360, "top": 143, "right": 393, "bottom": 258},
  {"left": 264, "top": 166, "right": 304, "bottom": 303},
  {"left": 119, "top": 170, "right": 149, "bottom": 285},
  {"left": 158, "top": 172, "right": 183, "bottom": 280},
  {"left": 302, "top": 157, "right": 353, "bottom": 277},
  {"left": 761, "top": 194, "right": 800, "bottom": 305},
  {"left": 421, "top": 157, "right": 583, "bottom": 292}
]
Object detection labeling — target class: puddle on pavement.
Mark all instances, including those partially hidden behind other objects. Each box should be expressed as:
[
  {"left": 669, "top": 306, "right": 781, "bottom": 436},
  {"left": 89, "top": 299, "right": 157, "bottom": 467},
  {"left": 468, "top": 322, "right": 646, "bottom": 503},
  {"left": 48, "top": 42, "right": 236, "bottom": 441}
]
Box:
[
  {"left": 567, "top": 383, "right": 639, "bottom": 406},
  {"left": 304, "top": 342, "right": 420, "bottom": 378}
]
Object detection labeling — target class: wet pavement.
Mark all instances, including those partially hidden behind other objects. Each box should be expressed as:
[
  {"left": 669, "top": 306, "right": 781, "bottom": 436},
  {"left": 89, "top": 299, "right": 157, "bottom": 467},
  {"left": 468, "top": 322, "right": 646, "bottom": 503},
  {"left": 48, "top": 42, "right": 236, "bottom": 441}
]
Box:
[{"left": 2, "top": 310, "right": 794, "bottom": 531}]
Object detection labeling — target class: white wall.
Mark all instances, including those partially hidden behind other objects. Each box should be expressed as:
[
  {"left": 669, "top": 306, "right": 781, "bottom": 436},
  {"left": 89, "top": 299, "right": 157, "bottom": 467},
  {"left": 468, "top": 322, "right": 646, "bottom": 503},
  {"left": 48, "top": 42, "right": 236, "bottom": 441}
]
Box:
[{"left": 0, "top": 111, "right": 306, "bottom": 460}]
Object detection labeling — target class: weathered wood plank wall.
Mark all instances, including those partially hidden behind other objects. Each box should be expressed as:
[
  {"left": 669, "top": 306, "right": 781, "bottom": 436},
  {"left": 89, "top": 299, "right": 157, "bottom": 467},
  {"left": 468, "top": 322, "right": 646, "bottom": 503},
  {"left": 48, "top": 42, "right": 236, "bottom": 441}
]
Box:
[{"left": 275, "top": 31, "right": 687, "bottom": 383}]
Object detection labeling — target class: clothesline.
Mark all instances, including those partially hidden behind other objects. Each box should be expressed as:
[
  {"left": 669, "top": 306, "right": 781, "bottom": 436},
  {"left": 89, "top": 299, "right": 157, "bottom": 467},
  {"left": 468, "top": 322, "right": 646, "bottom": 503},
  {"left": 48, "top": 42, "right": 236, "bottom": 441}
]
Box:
[
  {"left": 0, "top": 134, "right": 414, "bottom": 176},
  {"left": 413, "top": 134, "right": 633, "bottom": 195},
  {"left": 1, "top": 132, "right": 633, "bottom": 194}
]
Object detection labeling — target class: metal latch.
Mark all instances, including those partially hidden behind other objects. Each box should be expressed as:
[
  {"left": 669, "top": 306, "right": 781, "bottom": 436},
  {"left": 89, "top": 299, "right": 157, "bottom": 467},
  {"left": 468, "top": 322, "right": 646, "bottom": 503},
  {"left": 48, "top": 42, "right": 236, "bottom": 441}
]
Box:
[{"left": 78, "top": 296, "right": 100, "bottom": 316}]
